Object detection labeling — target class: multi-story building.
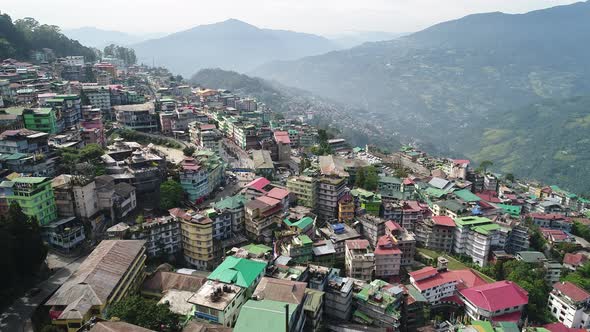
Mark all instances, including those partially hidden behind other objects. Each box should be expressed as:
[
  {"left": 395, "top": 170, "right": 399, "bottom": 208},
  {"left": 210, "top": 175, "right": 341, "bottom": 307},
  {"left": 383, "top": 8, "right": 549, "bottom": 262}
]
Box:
[
  {"left": 351, "top": 188, "right": 382, "bottom": 216},
  {"left": 0, "top": 128, "right": 49, "bottom": 154},
  {"left": 7, "top": 176, "right": 57, "bottom": 225},
  {"left": 338, "top": 192, "right": 355, "bottom": 223},
  {"left": 529, "top": 213, "right": 573, "bottom": 232},
  {"left": 80, "top": 106, "right": 105, "bottom": 146},
  {"left": 505, "top": 224, "right": 530, "bottom": 254},
  {"left": 46, "top": 240, "right": 147, "bottom": 332},
  {"left": 345, "top": 239, "right": 374, "bottom": 281},
  {"left": 374, "top": 234, "right": 402, "bottom": 278},
  {"left": 51, "top": 175, "right": 99, "bottom": 220},
  {"left": 244, "top": 194, "right": 282, "bottom": 241},
  {"left": 324, "top": 268, "right": 354, "bottom": 320},
  {"left": 358, "top": 215, "right": 387, "bottom": 247},
  {"left": 353, "top": 280, "right": 404, "bottom": 329},
  {"left": 129, "top": 215, "right": 182, "bottom": 258},
  {"left": 386, "top": 220, "right": 416, "bottom": 266},
  {"left": 303, "top": 288, "right": 324, "bottom": 332},
  {"left": 453, "top": 216, "right": 500, "bottom": 267},
  {"left": 319, "top": 223, "right": 361, "bottom": 260},
  {"left": 459, "top": 281, "right": 528, "bottom": 323},
  {"left": 548, "top": 282, "right": 590, "bottom": 329},
  {"left": 409, "top": 266, "right": 488, "bottom": 304},
  {"left": 287, "top": 175, "right": 317, "bottom": 209},
  {"left": 82, "top": 85, "right": 111, "bottom": 119},
  {"left": 378, "top": 176, "right": 402, "bottom": 198},
  {"left": 281, "top": 235, "right": 314, "bottom": 263},
  {"left": 41, "top": 217, "right": 86, "bottom": 252},
  {"left": 213, "top": 194, "right": 248, "bottom": 234},
  {"left": 317, "top": 176, "right": 347, "bottom": 222},
  {"left": 114, "top": 102, "right": 158, "bottom": 133},
  {"left": 171, "top": 208, "right": 214, "bottom": 270},
  {"left": 189, "top": 122, "right": 223, "bottom": 154},
  {"left": 194, "top": 150, "right": 225, "bottom": 199},
  {"left": 180, "top": 157, "right": 209, "bottom": 204},
  {"left": 43, "top": 94, "right": 81, "bottom": 129},
  {"left": 23, "top": 108, "right": 60, "bottom": 134},
  {"left": 415, "top": 216, "right": 456, "bottom": 252}
]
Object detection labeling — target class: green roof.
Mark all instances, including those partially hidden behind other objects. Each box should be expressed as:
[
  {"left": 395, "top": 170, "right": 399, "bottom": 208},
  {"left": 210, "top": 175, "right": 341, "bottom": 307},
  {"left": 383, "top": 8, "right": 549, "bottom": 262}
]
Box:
[
  {"left": 1, "top": 107, "right": 25, "bottom": 115},
  {"left": 405, "top": 284, "right": 427, "bottom": 303},
  {"left": 454, "top": 189, "right": 481, "bottom": 202},
  {"left": 298, "top": 234, "right": 312, "bottom": 245},
  {"left": 283, "top": 216, "right": 314, "bottom": 230},
  {"left": 454, "top": 216, "right": 492, "bottom": 227},
  {"left": 425, "top": 187, "right": 447, "bottom": 198},
  {"left": 496, "top": 204, "right": 522, "bottom": 217},
  {"left": 351, "top": 188, "right": 382, "bottom": 201},
  {"left": 13, "top": 177, "right": 49, "bottom": 184},
  {"left": 465, "top": 321, "right": 494, "bottom": 332},
  {"left": 233, "top": 299, "right": 297, "bottom": 332},
  {"left": 379, "top": 176, "right": 402, "bottom": 184},
  {"left": 303, "top": 289, "right": 324, "bottom": 312},
  {"left": 241, "top": 243, "right": 272, "bottom": 256},
  {"left": 207, "top": 256, "right": 267, "bottom": 289},
  {"left": 472, "top": 223, "right": 501, "bottom": 235},
  {"left": 495, "top": 322, "right": 520, "bottom": 332},
  {"left": 352, "top": 310, "right": 374, "bottom": 324},
  {"left": 214, "top": 194, "right": 247, "bottom": 210}
]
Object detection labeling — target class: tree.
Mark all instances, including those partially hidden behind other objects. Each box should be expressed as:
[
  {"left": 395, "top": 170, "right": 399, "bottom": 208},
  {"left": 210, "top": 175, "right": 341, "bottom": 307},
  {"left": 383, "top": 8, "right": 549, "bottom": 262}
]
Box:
[
  {"left": 159, "top": 180, "right": 184, "bottom": 210},
  {"left": 364, "top": 166, "right": 379, "bottom": 191},
  {"left": 572, "top": 221, "right": 590, "bottom": 242},
  {"left": 182, "top": 147, "right": 195, "bottom": 157},
  {"left": 299, "top": 157, "right": 311, "bottom": 173},
  {"left": 135, "top": 214, "right": 145, "bottom": 225},
  {"left": 477, "top": 160, "right": 494, "bottom": 174},
  {"left": 107, "top": 295, "right": 180, "bottom": 331},
  {"left": 355, "top": 167, "right": 366, "bottom": 188},
  {"left": 563, "top": 262, "right": 590, "bottom": 292},
  {"left": 505, "top": 173, "right": 515, "bottom": 182}
]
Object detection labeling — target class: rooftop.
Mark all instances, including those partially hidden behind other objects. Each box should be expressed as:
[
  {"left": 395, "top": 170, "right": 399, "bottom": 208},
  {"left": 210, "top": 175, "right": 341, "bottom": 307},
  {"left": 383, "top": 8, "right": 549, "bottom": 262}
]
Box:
[
  {"left": 188, "top": 280, "right": 243, "bottom": 310},
  {"left": 253, "top": 277, "right": 307, "bottom": 304},
  {"left": 207, "top": 256, "right": 267, "bottom": 289},
  {"left": 459, "top": 280, "right": 528, "bottom": 312},
  {"left": 553, "top": 281, "right": 590, "bottom": 303},
  {"left": 233, "top": 299, "right": 297, "bottom": 332},
  {"left": 431, "top": 216, "right": 456, "bottom": 227},
  {"left": 411, "top": 268, "right": 488, "bottom": 292}
]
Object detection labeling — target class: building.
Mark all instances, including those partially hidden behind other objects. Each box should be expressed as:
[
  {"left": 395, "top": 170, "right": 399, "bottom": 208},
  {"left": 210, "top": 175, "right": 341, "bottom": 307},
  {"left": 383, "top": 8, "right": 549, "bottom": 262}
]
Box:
[
  {"left": 303, "top": 288, "right": 324, "bottom": 332},
  {"left": 548, "top": 282, "right": 590, "bottom": 329},
  {"left": 324, "top": 268, "right": 354, "bottom": 320},
  {"left": 281, "top": 235, "right": 314, "bottom": 263},
  {"left": 80, "top": 106, "right": 105, "bottom": 146},
  {"left": 250, "top": 149, "right": 275, "bottom": 177},
  {"left": 378, "top": 176, "right": 402, "bottom": 198},
  {"left": 317, "top": 176, "right": 347, "bottom": 222},
  {"left": 7, "top": 176, "right": 57, "bottom": 225},
  {"left": 82, "top": 86, "right": 111, "bottom": 119},
  {"left": 46, "top": 240, "right": 147, "bottom": 332},
  {"left": 459, "top": 280, "right": 528, "bottom": 323},
  {"left": 563, "top": 253, "right": 588, "bottom": 271},
  {"left": 453, "top": 216, "right": 501, "bottom": 267},
  {"left": 23, "top": 108, "right": 60, "bottom": 134},
  {"left": 385, "top": 221, "right": 416, "bottom": 266},
  {"left": 345, "top": 239, "right": 374, "bottom": 281},
  {"left": 287, "top": 175, "right": 317, "bottom": 209},
  {"left": 0, "top": 129, "right": 49, "bottom": 154},
  {"left": 409, "top": 266, "right": 488, "bottom": 304},
  {"left": 337, "top": 192, "right": 355, "bottom": 223},
  {"left": 529, "top": 213, "right": 573, "bottom": 232},
  {"left": 43, "top": 94, "right": 81, "bottom": 129},
  {"left": 114, "top": 102, "right": 158, "bottom": 133},
  {"left": 353, "top": 280, "right": 404, "bottom": 329},
  {"left": 319, "top": 223, "right": 361, "bottom": 260},
  {"left": 415, "top": 216, "right": 456, "bottom": 252},
  {"left": 180, "top": 157, "right": 209, "bottom": 203},
  {"left": 41, "top": 217, "right": 86, "bottom": 252},
  {"left": 374, "top": 235, "right": 402, "bottom": 278},
  {"left": 351, "top": 188, "right": 382, "bottom": 216},
  {"left": 213, "top": 194, "right": 248, "bottom": 234},
  {"left": 358, "top": 215, "right": 388, "bottom": 247},
  {"left": 170, "top": 208, "right": 214, "bottom": 270},
  {"left": 129, "top": 215, "right": 182, "bottom": 258}
]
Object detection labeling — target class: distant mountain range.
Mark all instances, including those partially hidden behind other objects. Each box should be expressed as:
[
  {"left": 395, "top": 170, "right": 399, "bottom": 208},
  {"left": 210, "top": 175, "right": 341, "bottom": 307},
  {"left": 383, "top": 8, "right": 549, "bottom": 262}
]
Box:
[
  {"left": 328, "top": 31, "right": 408, "bottom": 49},
  {"left": 63, "top": 27, "right": 165, "bottom": 48},
  {"left": 131, "top": 19, "right": 340, "bottom": 76},
  {"left": 252, "top": 1, "right": 590, "bottom": 192}
]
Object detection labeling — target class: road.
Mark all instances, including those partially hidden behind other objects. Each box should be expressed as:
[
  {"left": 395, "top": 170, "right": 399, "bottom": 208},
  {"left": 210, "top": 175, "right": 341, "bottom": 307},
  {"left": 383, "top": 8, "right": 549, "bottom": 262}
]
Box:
[{"left": 0, "top": 254, "right": 87, "bottom": 332}]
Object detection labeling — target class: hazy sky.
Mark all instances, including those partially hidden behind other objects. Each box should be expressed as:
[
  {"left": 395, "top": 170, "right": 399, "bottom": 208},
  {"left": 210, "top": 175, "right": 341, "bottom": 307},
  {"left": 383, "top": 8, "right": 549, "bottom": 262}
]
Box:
[{"left": 3, "top": 0, "right": 582, "bottom": 35}]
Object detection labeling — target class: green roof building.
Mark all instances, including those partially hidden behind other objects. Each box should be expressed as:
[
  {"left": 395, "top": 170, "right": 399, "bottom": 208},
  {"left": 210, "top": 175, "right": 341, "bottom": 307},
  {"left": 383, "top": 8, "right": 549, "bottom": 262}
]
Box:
[
  {"left": 454, "top": 189, "right": 481, "bottom": 202},
  {"left": 23, "top": 108, "right": 60, "bottom": 134},
  {"left": 351, "top": 188, "right": 382, "bottom": 216},
  {"left": 233, "top": 299, "right": 299, "bottom": 332},
  {"left": 7, "top": 177, "right": 57, "bottom": 225},
  {"left": 280, "top": 234, "right": 313, "bottom": 263},
  {"left": 207, "top": 256, "right": 267, "bottom": 291},
  {"left": 453, "top": 216, "right": 499, "bottom": 267}
]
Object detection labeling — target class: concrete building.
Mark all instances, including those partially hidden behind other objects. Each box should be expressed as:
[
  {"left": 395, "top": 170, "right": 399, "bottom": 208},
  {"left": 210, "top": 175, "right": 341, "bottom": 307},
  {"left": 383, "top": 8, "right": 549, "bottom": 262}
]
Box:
[
  {"left": 337, "top": 192, "right": 355, "bottom": 223},
  {"left": 7, "top": 176, "right": 57, "bottom": 225},
  {"left": 317, "top": 176, "right": 347, "bottom": 222},
  {"left": 385, "top": 221, "right": 416, "bottom": 266},
  {"left": 459, "top": 281, "right": 528, "bottom": 323},
  {"left": 319, "top": 223, "right": 361, "bottom": 260},
  {"left": 41, "top": 217, "right": 86, "bottom": 252},
  {"left": 114, "top": 102, "right": 158, "bottom": 133},
  {"left": 303, "top": 288, "right": 324, "bottom": 332},
  {"left": 353, "top": 280, "right": 404, "bottom": 329},
  {"left": 409, "top": 267, "right": 488, "bottom": 304},
  {"left": 180, "top": 157, "right": 209, "bottom": 204},
  {"left": 46, "top": 240, "right": 146, "bottom": 332},
  {"left": 324, "top": 268, "right": 354, "bottom": 320},
  {"left": 415, "top": 216, "right": 456, "bottom": 252},
  {"left": 171, "top": 208, "right": 214, "bottom": 270},
  {"left": 287, "top": 175, "right": 317, "bottom": 209},
  {"left": 129, "top": 215, "right": 182, "bottom": 258},
  {"left": 378, "top": 176, "right": 402, "bottom": 198},
  {"left": 345, "top": 239, "right": 374, "bottom": 281},
  {"left": 0, "top": 128, "right": 49, "bottom": 154},
  {"left": 374, "top": 234, "right": 402, "bottom": 278},
  {"left": 453, "top": 216, "right": 501, "bottom": 267},
  {"left": 82, "top": 85, "right": 111, "bottom": 119},
  {"left": 43, "top": 94, "right": 81, "bottom": 129},
  {"left": 23, "top": 108, "right": 60, "bottom": 134},
  {"left": 548, "top": 282, "right": 590, "bottom": 329}
]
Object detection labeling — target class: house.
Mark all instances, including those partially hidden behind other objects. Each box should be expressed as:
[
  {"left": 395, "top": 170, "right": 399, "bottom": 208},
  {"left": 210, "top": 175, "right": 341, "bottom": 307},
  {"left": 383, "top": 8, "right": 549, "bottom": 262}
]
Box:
[
  {"left": 459, "top": 281, "right": 528, "bottom": 323},
  {"left": 415, "top": 216, "right": 455, "bottom": 252},
  {"left": 374, "top": 235, "right": 402, "bottom": 278},
  {"left": 563, "top": 253, "right": 588, "bottom": 271},
  {"left": 324, "top": 268, "right": 354, "bottom": 320},
  {"left": 408, "top": 267, "right": 488, "bottom": 304},
  {"left": 530, "top": 213, "right": 573, "bottom": 232},
  {"left": 352, "top": 280, "right": 404, "bottom": 329},
  {"left": 303, "top": 288, "right": 324, "bottom": 332},
  {"left": 345, "top": 239, "right": 374, "bottom": 281},
  {"left": 46, "top": 240, "right": 147, "bottom": 332},
  {"left": 548, "top": 282, "right": 590, "bottom": 329}
]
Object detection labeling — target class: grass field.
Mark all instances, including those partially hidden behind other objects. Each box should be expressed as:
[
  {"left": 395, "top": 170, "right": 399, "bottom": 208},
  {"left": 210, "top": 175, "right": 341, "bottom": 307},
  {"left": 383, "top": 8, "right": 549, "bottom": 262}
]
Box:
[{"left": 416, "top": 247, "right": 496, "bottom": 283}]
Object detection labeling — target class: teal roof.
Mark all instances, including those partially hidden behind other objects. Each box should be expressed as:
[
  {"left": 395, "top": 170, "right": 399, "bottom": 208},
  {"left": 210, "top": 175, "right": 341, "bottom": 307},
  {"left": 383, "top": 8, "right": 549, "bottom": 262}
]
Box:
[
  {"left": 298, "top": 234, "right": 312, "bottom": 245},
  {"left": 0, "top": 152, "right": 28, "bottom": 160},
  {"left": 454, "top": 216, "right": 492, "bottom": 227},
  {"left": 496, "top": 204, "right": 522, "bottom": 217},
  {"left": 283, "top": 216, "right": 314, "bottom": 230},
  {"left": 496, "top": 322, "right": 520, "bottom": 332},
  {"left": 207, "top": 256, "right": 266, "bottom": 288},
  {"left": 425, "top": 187, "right": 447, "bottom": 198},
  {"left": 233, "top": 299, "right": 297, "bottom": 332},
  {"left": 472, "top": 223, "right": 501, "bottom": 235},
  {"left": 454, "top": 189, "right": 481, "bottom": 202},
  {"left": 13, "top": 177, "right": 49, "bottom": 184},
  {"left": 214, "top": 194, "right": 247, "bottom": 210},
  {"left": 241, "top": 243, "right": 272, "bottom": 255}
]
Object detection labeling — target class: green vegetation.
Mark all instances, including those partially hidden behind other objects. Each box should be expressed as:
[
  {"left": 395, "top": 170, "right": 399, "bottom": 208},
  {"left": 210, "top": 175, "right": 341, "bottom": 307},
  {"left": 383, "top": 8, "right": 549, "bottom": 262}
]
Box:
[
  {"left": 103, "top": 44, "right": 136, "bottom": 65},
  {"left": 572, "top": 221, "right": 590, "bottom": 242},
  {"left": 159, "top": 180, "right": 184, "bottom": 210},
  {"left": 562, "top": 262, "right": 590, "bottom": 292},
  {"left": 182, "top": 146, "right": 195, "bottom": 157},
  {"left": 0, "top": 14, "right": 97, "bottom": 61},
  {"left": 107, "top": 295, "right": 180, "bottom": 331},
  {"left": 115, "top": 129, "right": 183, "bottom": 149},
  {"left": 58, "top": 143, "right": 106, "bottom": 176},
  {"left": 299, "top": 156, "right": 312, "bottom": 173},
  {"left": 415, "top": 248, "right": 495, "bottom": 283},
  {"left": 0, "top": 203, "right": 47, "bottom": 309},
  {"left": 355, "top": 166, "right": 379, "bottom": 191}
]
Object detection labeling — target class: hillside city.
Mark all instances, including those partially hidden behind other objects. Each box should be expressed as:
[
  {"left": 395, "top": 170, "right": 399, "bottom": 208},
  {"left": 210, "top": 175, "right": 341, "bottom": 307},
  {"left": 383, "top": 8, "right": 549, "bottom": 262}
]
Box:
[{"left": 2, "top": 13, "right": 590, "bottom": 332}]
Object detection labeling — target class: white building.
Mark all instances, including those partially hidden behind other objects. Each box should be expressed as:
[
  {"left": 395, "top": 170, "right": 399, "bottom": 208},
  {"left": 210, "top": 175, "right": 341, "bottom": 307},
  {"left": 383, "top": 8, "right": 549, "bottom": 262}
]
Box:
[
  {"left": 63, "top": 56, "right": 85, "bottom": 66},
  {"left": 453, "top": 216, "right": 500, "bottom": 267},
  {"left": 548, "top": 282, "right": 590, "bottom": 329}
]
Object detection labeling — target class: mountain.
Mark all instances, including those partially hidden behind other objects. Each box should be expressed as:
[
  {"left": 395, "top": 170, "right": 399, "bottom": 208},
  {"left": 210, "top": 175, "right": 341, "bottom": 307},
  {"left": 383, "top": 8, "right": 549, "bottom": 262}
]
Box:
[
  {"left": 328, "top": 31, "right": 408, "bottom": 48},
  {"left": 190, "top": 68, "right": 401, "bottom": 150},
  {"left": 0, "top": 14, "right": 97, "bottom": 61},
  {"left": 133, "top": 19, "right": 338, "bottom": 76},
  {"left": 464, "top": 96, "right": 590, "bottom": 194},
  {"left": 252, "top": 1, "right": 590, "bottom": 190},
  {"left": 63, "top": 27, "right": 163, "bottom": 48}
]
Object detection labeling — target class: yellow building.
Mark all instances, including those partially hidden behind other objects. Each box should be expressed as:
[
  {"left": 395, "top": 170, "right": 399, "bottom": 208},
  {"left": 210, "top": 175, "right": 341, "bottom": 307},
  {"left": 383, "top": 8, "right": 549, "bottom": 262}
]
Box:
[
  {"left": 46, "top": 240, "right": 147, "bottom": 332},
  {"left": 338, "top": 192, "right": 355, "bottom": 223},
  {"left": 170, "top": 208, "right": 215, "bottom": 270},
  {"left": 287, "top": 175, "right": 317, "bottom": 209}
]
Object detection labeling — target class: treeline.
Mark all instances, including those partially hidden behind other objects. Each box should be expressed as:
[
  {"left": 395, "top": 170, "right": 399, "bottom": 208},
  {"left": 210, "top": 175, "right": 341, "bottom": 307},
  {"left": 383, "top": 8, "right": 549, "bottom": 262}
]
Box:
[
  {"left": 0, "top": 203, "right": 47, "bottom": 309},
  {"left": 0, "top": 13, "right": 97, "bottom": 61},
  {"left": 103, "top": 44, "right": 137, "bottom": 66}
]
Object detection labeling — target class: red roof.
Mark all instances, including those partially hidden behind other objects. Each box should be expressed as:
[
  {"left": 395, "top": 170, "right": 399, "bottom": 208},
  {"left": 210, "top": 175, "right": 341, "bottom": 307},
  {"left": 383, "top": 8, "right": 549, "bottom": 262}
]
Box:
[
  {"left": 432, "top": 216, "right": 456, "bottom": 227},
  {"left": 529, "top": 213, "right": 571, "bottom": 221},
  {"left": 246, "top": 177, "right": 271, "bottom": 192},
  {"left": 490, "top": 311, "right": 523, "bottom": 323},
  {"left": 345, "top": 239, "right": 370, "bottom": 250},
  {"left": 459, "top": 281, "right": 528, "bottom": 312},
  {"left": 385, "top": 220, "right": 401, "bottom": 232},
  {"left": 200, "top": 124, "right": 216, "bottom": 130},
  {"left": 374, "top": 235, "right": 402, "bottom": 256},
  {"left": 256, "top": 195, "right": 281, "bottom": 207},
  {"left": 563, "top": 253, "right": 587, "bottom": 266},
  {"left": 476, "top": 191, "right": 502, "bottom": 203},
  {"left": 453, "top": 159, "right": 470, "bottom": 165},
  {"left": 408, "top": 266, "right": 438, "bottom": 281},
  {"left": 543, "top": 322, "right": 588, "bottom": 332},
  {"left": 274, "top": 131, "right": 291, "bottom": 144},
  {"left": 403, "top": 178, "right": 415, "bottom": 185},
  {"left": 412, "top": 269, "right": 488, "bottom": 292},
  {"left": 553, "top": 282, "right": 590, "bottom": 303},
  {"left": 267, "top": 187, "right": 289, "bottom": 200}
]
